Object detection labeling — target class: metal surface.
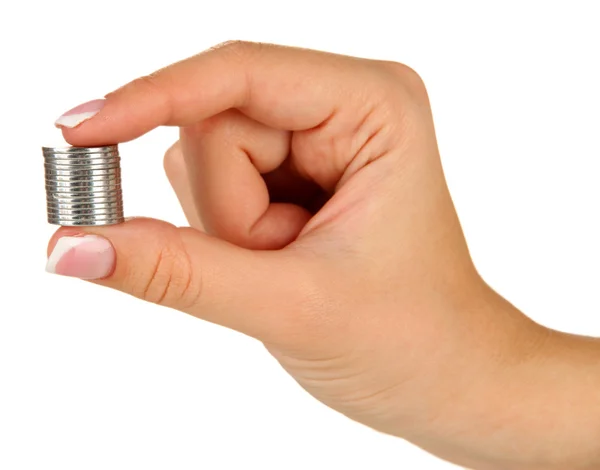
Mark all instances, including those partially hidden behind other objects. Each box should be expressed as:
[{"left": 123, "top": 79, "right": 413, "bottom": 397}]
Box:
[{"left": 43, "top": 145, "right": 125, "bottom": 226}]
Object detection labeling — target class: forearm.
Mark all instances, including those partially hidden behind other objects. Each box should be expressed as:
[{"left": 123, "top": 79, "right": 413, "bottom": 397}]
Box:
[
  {"left": 490, "top": 330, "right": 600, "bottom": 470},
  {"left": 415, "top": 287, "right": 600, "bottom": 470}
]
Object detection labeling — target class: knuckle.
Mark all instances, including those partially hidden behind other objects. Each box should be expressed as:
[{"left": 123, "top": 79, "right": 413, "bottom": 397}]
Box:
[
  {"left": 128, "top": 73, "right": 174, "bottom": 120},
  {"left": 183, "top": 109, "right": 240, "bottom": 139},
  {"left": 379, "top": 60, "right": 429, "bottom": 103},
  {"left": 134, "top": 229, "right": 200, "bottom": 311},
  {"left": 194, "top": 113, "right": 228, "bottom": 134},
  {"left": 180, "top": 117, "right": 219, "bottom": 142},
  {"left": 162, "top": 142, "right": 183, "bottom": 178},
  {"left": 209, "top": 40, "right": 259, "bottom": 62},
  {"left": 130, "top": 73, "right": 165, "bottom": 95}
]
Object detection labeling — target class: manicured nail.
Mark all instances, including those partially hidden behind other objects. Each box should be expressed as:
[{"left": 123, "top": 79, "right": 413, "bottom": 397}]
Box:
[
  {"left": 46, "top": 235, "right": 115, "bottom": 280},
  {"left": 54, "top": 99, "right": 106, "bottom": 128}
]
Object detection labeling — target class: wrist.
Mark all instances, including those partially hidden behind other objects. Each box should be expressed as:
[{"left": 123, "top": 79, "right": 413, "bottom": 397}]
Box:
[{"left": 413, "top": 284, "right": 600, "bottom": 470}]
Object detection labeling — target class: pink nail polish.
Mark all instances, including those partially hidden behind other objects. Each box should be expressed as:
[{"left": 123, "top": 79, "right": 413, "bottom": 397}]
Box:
[
  {"left": 54, "top": 99, "right": 106, "bottom": 128},
  {"left": 46, "top": 235, "right": 115, "bottom": 280}
]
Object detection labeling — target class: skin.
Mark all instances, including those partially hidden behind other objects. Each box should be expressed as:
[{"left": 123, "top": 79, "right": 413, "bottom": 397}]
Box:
[{"left": 49, "top": 42, "right": 600, "bottom": 469}]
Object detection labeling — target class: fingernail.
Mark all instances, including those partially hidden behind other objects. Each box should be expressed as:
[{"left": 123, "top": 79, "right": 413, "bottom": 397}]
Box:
[
  {"left": 54, "top": 99, "right": 106, "bottom": 128},
  {"left": 46, "top": 235, "right": 115, "bottom": 280}
]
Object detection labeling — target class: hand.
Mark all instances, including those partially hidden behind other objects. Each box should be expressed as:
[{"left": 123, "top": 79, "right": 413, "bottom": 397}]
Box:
[{"left": 47, "top": 42, "right": 600, "bottom": 469}]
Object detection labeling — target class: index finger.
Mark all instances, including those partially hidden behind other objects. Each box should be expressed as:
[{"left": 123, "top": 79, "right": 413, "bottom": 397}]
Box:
[{"left": 59, "top": 41, "right": 392, "bottom": 146}]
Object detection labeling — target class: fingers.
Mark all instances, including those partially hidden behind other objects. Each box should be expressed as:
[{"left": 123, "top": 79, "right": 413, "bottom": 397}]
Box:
[
  {"left": 163, "top": 141, "right": 204, "bottom": 230},
  {"left": 181, "top": 109, "right": 311, "bottom": 249},
  {"left": 46, "top": 218, "right": 318, "bottom": 342},
  {"left": 55, "top": 42, "right": 421, "bottom": 241},
  {"left": 58, "top": 41, "right": 392, "bottom": 146}
]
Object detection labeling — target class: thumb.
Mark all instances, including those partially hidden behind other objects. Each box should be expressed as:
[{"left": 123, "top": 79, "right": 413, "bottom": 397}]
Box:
[{"left": 46, "top": 217, "right": 313, "bottom": 342}]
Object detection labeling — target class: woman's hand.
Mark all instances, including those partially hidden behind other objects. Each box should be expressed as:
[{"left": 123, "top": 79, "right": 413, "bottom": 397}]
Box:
[{"left": 47, "top": 42, "right": 600, "bottom": 470}]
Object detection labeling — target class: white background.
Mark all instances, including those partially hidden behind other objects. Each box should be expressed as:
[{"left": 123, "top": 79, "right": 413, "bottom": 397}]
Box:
[{"left": 1, "top": 1, "right": 599, "bottom": 469}]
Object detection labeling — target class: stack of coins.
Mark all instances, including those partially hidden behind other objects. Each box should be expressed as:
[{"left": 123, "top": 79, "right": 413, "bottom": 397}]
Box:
[{"left": 43, "top": 145, "right": 125, "bottom": 226}]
